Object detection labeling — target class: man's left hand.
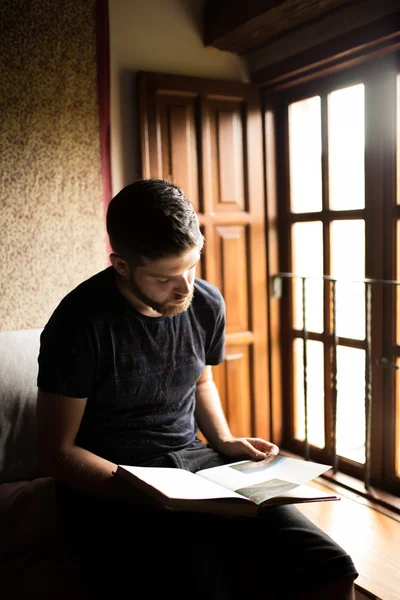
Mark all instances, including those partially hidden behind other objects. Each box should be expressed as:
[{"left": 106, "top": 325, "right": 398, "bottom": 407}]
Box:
[{"left": 216, "top": 437, "right": 279, "bottom": 461}]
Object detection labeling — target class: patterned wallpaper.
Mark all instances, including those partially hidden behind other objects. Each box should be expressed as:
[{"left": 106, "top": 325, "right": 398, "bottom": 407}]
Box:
[{"left": 0, "top": 0, "right": 108, "bottom": 331}]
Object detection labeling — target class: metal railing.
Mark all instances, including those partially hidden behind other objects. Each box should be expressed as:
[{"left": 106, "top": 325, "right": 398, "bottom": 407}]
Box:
[{"left": 272, "top": 272, "right": 400, "bottom": 490}]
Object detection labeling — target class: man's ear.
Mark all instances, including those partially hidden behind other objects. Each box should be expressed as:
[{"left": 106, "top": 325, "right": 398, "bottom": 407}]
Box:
[{"left": 110, "top": 253, "right": 130, "bottom": 277}]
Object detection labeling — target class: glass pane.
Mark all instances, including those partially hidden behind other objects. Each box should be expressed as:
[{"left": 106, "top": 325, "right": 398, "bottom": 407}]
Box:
[
  {"left": 289, "top": 96, "right": 322, "bottom": 214},
  {"left": 292, "top": 222, "right": 323, "bottom": 333},
  {"left": 397, "top": 74, "right": 400, "bottom": 205},
  {"left": 396, "top": 359, "right": 400, "bottom": 477},
  {"left": 396, "top": 222, "right": 400, "bottom": 345},
  {"left": 293, "top": 339, "right": 325, "bottom": 448},
  {"left": 331, "top": 220, "right": 365, "bottom": 340},
  {"left": 328, "top": 84, "right": 365, "bottom": 210},
  {"left": 336, "top": 346, "right": 366, "bottom": 463}
]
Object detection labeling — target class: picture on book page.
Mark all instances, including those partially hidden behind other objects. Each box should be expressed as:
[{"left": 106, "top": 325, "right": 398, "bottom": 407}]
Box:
[
  {"left": 229, "top": 453, "right": 286, "bottom": 474},
  {"left": 235, "top": 478, "right": 298, "bottom": 504}
]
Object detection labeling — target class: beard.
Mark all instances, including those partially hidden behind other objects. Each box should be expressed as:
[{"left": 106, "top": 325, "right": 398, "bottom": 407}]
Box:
[{"left": 127, "top": 273, "right": 194, "bottom": 317}]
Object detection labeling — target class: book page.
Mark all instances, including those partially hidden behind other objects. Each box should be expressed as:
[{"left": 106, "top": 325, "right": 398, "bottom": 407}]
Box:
[
  {"left": 197, "top": 455, "right": 332, "bottom": 496},
  {"left": 118, "top": 465, "right": 249, "bottom": 502},
  {"left": 275, "top": 484, "right": 338, "bottom": 501}
]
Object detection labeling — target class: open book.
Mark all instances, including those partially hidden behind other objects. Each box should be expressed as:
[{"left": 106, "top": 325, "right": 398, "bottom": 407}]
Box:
[{"left": 113, "top": 453, "right": 339, "bottom": 517}]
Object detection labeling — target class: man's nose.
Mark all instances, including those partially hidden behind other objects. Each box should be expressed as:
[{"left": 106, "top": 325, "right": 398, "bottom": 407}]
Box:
[{"left": 175, "top": 276, "right": 191, "bottom": 296}]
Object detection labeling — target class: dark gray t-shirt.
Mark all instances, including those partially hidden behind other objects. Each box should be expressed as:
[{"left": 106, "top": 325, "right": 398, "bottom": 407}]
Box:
[{"left": 37, "top": 267, "right": 225, "bottom": 465}]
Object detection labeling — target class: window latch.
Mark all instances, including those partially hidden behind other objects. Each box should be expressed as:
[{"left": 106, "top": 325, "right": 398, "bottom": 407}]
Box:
[{"left": 377, "top": 357, "right": 400, "bottom": 370}]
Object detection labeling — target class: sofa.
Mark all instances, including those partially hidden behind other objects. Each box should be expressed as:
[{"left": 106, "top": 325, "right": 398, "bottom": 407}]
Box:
[
  {"left": 0, "top": 329, "right": 226, "bottom": 599},
  {"left": 0, "top": 328, "right": 88, "bottom": 599}
]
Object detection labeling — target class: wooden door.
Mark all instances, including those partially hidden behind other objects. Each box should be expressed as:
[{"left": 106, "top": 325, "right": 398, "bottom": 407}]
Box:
[{"left": 137, "top": 71, "right": 270, "bottom": 440}]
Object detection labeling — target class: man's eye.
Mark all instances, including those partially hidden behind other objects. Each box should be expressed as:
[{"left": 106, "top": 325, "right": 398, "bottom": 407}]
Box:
[{"left": 157, "top": 278, "right": 169, "bottom": 284}]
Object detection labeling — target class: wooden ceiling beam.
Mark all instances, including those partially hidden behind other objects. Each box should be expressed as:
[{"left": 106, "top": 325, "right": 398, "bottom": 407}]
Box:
[
  {"left": 252, "top": 9, "right": 400, "bottom": 87},
  {"left": 203, "top": 0, "right": 356, "bottom": 54}
]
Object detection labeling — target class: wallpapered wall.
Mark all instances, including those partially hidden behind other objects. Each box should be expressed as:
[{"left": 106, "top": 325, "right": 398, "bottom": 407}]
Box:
[{"left": 0, "top": 0, "right": 108, "bottom": 331}]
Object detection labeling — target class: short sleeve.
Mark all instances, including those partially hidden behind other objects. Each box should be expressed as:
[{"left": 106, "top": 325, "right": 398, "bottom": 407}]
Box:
[
  {"left": 37, "top": 301, "right": 95, "bottom": 399},
  {"left": 205, "top": 289, "right": 226, "bottom": 366}
]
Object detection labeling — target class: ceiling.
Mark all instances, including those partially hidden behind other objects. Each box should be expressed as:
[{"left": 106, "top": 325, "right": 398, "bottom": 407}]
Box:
[{"left": 203, "top": 0, "right": 400, "bottom": 82}]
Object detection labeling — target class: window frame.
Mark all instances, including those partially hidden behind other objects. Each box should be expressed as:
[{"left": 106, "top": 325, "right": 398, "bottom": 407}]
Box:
[{"left": 263, "top": 50, "right": 400, "bottom": 510}]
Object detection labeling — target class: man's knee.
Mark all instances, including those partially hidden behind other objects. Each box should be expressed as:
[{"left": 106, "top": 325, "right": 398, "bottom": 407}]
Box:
[{"left": 291, "top": 575, "right": 355, "bottom": 599}]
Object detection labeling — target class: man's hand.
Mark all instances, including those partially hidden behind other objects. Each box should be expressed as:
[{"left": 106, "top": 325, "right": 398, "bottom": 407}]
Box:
[{"left": 215, "top": 437, "right": 279, "bottom": 461}]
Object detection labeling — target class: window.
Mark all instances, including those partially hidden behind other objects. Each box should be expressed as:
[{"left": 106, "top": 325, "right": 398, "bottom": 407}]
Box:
[{"left": 271, "top": 52, "right": 400, "bottom": 505}]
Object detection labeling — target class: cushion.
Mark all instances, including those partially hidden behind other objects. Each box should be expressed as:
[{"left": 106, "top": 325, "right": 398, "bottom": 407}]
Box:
[
  {"left": 0, "top": 477, "right": 61, "bottom": 555},
  {"left": 0, "top": 478, "right": 87, "bottom": 598},
  {"left": 0, "top": 328, "right": 44, "bottom": 482}
]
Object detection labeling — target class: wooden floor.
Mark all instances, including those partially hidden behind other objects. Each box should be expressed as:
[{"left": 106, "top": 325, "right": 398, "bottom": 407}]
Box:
[{"left": 297, "top": 481, "right": 400, "bottom": 600}]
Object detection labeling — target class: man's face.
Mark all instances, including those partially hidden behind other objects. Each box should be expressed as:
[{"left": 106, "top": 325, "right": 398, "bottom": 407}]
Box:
[{"left": 126, "top": 247, "right": 200, "bottom": 317}]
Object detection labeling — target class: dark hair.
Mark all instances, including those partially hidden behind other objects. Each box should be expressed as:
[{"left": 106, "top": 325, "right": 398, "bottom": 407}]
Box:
[{"left": 106, "top": 179, "right": 204, "bottom": 263}]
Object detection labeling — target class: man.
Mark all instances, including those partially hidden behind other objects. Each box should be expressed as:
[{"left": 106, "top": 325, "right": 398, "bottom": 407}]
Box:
[{"left": 36, "top": 179, "right": 358, "bottom": 599}]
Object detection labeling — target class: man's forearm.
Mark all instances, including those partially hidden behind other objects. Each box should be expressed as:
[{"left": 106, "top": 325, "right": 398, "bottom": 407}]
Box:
[
  {"left": 194, "top": 379, "right": 233, "bottom": 451},
  {"left": 40, "top": 445, "right": 139, "bottom": 501}
]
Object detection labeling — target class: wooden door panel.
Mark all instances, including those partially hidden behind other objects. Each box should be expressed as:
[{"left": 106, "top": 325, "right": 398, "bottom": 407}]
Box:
[
  {"left": 215, "top": 225, "right": 249, "bottom": 334},
  {"left": 157, "top": 92, "right": 200, "bottom": 212},
  {"left": 206, "top": 99, "right": 245, "bottom": 213},
  {"left": 138, "top": 71, "right": 271, "bottom": 440},
  {"left": 224, "top": 345, "right": 252, "bottom": 437},
  {"left": 199, "top": 355, "right": 252, "bottom": 442}
]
